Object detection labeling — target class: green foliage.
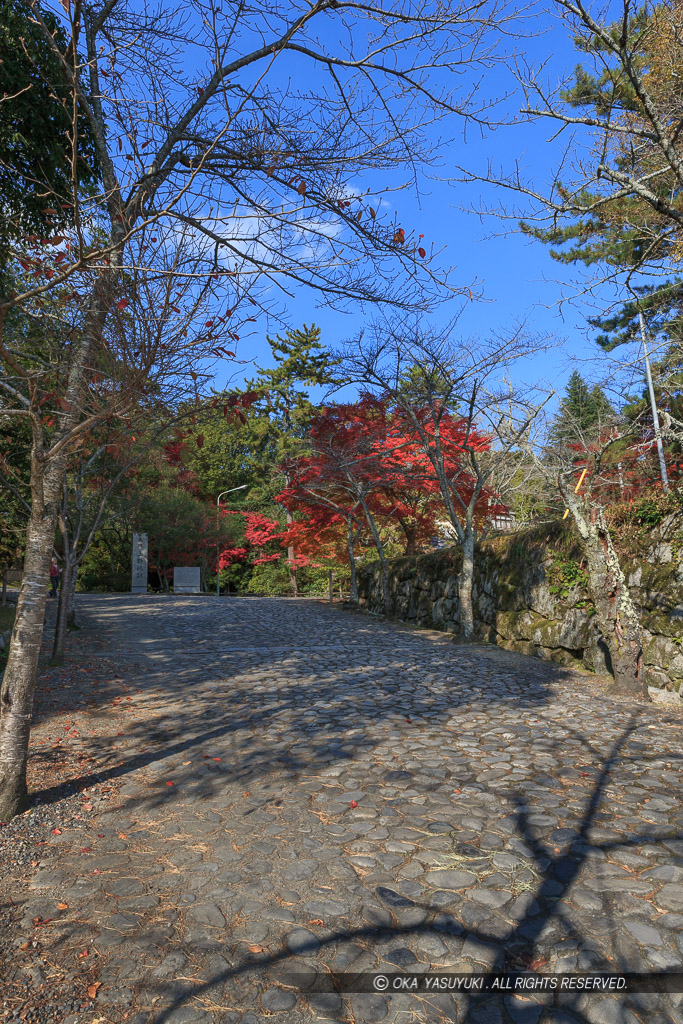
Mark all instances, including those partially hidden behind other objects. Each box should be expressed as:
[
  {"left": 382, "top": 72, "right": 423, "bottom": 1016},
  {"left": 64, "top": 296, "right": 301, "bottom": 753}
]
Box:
[
  {"left": 607, "top": 488, "right": 683, "bottom": 530},
  {"left": 78, "top": 571, "right": 131, "bottom": 593},
  {"left": 549, "top": 371, "right": 614, "bottom": 446},
  {"left": 547, "top": 555, "right": 588, "bottom": 599},
  {"left": 243, "top": 560, "right": 293, "bottom": 596},
  {"left": 520, "top": 3, "right": 682, "bottom": 355},
  {"left": 0, "top": 1, "right": 99, "bottom": 260},
  {"left": 246, "top": 324, "right": 339, "bottom": 460}
]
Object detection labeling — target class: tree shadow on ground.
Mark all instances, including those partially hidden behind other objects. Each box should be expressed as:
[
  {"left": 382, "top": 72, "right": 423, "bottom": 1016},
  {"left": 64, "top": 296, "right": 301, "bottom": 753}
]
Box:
[
  {"left": 21, "top": 597, "right": 683, "bottom": 1024},
  {"left": 29, "top": 596, "right": 604, "bottom": 810},
  {"left": 131, "top": 717, "right": 681, "bottom": 1024}
]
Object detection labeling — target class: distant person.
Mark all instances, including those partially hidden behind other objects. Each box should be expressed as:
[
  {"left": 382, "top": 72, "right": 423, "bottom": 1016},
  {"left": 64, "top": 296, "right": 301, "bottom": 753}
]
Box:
[{"left": 49, "top": 557, "right": 61, "bottom": 597}]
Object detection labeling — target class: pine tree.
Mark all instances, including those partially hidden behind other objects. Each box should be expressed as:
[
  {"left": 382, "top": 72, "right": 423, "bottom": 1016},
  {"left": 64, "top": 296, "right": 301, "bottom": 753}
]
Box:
[
  {"left": 0, "top": 0, "right": 99, "bottom": 264},
  {"left": 549, "top": 372, "right": 614, "bottom": 445}
]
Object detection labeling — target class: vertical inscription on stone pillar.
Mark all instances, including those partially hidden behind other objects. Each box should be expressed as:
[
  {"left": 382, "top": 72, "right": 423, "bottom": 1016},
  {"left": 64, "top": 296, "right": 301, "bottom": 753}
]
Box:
[{"left": 131, "top": 532, "right": 148, "bottom": 593}]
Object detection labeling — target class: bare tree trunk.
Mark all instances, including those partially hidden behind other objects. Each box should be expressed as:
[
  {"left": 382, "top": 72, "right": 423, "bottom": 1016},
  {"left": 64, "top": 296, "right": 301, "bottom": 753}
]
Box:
[
  {"left": 459, "top": 527, "right": 475, "bottom": 641},
  {"left": 66, "top": 568, "right": 78, "bottom": 629},
  {"left": 561, "top": 480, "right": 647, "bottom": 698},
  {"left": 359, "top": 502, "right": 391, "bottom": 616},
  {"left": 1, "top": 568, "right": 6, "bottom": 607},
  {"left": 0, "top": 459, "right": 63, "bottom": 818},
  {"left": 347, "top": 518, "right": 359, "bottom": 605},
  {"left": 399, "top": 519, "right": 417, "bottom": 555},
  {"left": 51, "top": 555, "right": 71, "bottom": 664},
  {"left": 285, "top": 500, "right": 298, "bottom": 597},
  {"left": 0, "top": 294, "right": 110, "bottom": 820},
  {"left": 52, "top": 510, "right": 72, "bottom": 663}
]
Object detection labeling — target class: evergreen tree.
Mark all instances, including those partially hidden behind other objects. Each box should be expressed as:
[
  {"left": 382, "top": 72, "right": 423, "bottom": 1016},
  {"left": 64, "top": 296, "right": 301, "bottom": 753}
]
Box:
[
  {"left": 520, "top": 4, "right": 683, "bottom": 351},
  {"left": 0, "top": 0, "right": 99, "bottom": 264},
  {"left": 549, "top": 371, "right": 614, "bottom": 445},
  {"left": 247, "top": 324, "right": 340, "bottom": 454}
]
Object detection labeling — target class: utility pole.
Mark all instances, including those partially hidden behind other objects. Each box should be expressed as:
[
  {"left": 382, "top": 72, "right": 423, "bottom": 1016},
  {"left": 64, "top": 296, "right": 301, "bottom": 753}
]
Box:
[{"left": 638, "top": 313, "right": 670, "bottom": 493}]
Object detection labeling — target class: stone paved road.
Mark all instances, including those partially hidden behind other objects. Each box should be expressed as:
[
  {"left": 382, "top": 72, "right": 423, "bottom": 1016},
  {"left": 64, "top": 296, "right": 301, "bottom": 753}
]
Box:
[{"left": 2, "top": 595, "right": 683, "bottom": 1024}]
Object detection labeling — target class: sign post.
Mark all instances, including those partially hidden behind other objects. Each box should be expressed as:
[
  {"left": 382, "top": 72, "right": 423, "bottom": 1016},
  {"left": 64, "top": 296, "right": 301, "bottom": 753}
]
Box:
[{"left": 131, "top": 533, "right": 148, "bottom": 593}]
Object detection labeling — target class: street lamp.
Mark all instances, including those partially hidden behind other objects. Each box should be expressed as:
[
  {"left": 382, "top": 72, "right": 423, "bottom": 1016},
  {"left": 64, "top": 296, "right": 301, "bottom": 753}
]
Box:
[{"left": 216, "top": 485, "right": 248, "bottom": 598}]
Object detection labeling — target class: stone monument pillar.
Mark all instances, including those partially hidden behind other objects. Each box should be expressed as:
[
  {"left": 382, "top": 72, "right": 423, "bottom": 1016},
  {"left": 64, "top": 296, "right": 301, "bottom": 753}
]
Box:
[{"left": 131, "top": 532, "right": 148, "bottom": 593}]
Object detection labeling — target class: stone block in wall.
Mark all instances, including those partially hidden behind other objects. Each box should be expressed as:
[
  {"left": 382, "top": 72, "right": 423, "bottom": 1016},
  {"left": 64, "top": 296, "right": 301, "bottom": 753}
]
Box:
[
  {"left": 644, "top": 634, "right": 683, "bottom": 671},
  {"left": 639, "top": 606, "right": 683, "bottom": 639},
  {"left": 646, "top": 665, "right": 677, "bottom": 691},
  {"left": 432, "top": 597, "right": 448, "bottom": 626},
  {"left": 497, "top": 636, "right": 537, "bottom": 658},
  {"left": 476, "top": 593, "right": 496, "bottom": 624},
  {"left": 557, "top": 607, "right": 595, "bottom": 650},
  {"left": 583, "top": 639, "right": 610, "bottom": 675},
  {"left": 481, "top": 571, "right": 499, "bottom": 597},
  {"left": 652, "top": 542, "right": 673, "bottom": 564},
  {"left": 495, "top": 609, "right": 546, "bottom": 642},
  {"left": 537, "top": 646, "right": 583, "bottom": 668},
  {"left": 526, "top": 584, "right": 557, "bottom": 618}
]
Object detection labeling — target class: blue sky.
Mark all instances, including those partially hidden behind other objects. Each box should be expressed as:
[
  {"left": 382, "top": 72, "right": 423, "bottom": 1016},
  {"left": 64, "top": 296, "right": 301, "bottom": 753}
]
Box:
[{"left": 215, "top": 7, "right": 612, "bottom": 408}]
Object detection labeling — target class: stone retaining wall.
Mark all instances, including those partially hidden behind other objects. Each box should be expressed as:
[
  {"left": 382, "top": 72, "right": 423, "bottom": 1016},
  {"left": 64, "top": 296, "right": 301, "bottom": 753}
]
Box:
[{"left": 357, "top": 518, "right": 683, "bottom": 698}]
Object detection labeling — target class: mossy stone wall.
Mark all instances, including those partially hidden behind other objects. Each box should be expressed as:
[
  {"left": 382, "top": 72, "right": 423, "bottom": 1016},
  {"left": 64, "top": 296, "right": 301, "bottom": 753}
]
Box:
[{"left": 357, "top": 517, "right": 683, "bottom": 697}]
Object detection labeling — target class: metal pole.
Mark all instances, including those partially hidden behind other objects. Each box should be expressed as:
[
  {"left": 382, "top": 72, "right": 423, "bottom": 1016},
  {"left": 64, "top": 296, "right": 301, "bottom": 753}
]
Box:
[
  {"left": 638, "top": 313, "right": 670, "bottom": 492},
  {"left": 328, "top": 570, "right": 333, "bottom": 605},
  {"left": 216, "top": 485, "right": 248, "bottom": 597}
]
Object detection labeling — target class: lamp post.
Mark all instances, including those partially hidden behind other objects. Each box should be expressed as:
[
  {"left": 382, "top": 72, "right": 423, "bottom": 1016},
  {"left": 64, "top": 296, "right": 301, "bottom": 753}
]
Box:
[{"left": 216, "top": 485, "right": 248, "bottom": 598}]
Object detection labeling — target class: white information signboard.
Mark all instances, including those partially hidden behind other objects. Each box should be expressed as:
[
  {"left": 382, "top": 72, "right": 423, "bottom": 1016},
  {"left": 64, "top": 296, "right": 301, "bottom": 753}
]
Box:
[
  {"left": 131, "top": 532, "right": 148, "bottom": 593},
  {"left": 173, "top": 566, "right": 201, "bottom": 593}
]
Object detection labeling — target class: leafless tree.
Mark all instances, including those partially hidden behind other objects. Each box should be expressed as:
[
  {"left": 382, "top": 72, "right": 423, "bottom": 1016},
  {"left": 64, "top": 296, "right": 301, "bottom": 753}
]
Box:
[
  {"left": 528, "top": 394, "right": 655, "bottom": 697},
  {"left": 340, "top": 320, "right": 550, "bottom": 639},
  {"left": 0, "top": 0, "right": 519, "bottom": 819}
]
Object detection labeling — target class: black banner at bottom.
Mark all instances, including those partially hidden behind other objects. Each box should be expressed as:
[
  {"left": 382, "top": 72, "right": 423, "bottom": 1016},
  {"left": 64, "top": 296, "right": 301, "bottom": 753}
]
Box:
[{"left": 277, "top": 972, "right": 683, "bottom": 994}]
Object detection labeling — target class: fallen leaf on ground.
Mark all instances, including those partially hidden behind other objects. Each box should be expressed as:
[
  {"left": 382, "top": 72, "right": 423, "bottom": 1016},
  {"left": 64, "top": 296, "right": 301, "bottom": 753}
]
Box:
[
  {"left": 308, "top": 919, "right": 324, "bottom": 926},
  {"left": 248, "top": 945, "right": 265, "bottom": 953},
  {"left": 87, "top": 981, "right": 102, "bottom": 999},
  {"left": 57, "top": 902, "right": 68, "bottom": 910}
]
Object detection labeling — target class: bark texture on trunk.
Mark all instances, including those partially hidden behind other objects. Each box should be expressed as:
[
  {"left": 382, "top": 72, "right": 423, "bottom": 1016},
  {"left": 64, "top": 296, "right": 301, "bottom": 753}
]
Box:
[
  {"left": 585, "top": 506, "right": 646, "bottom": 697},
  {"left": 0, "top": 291, "right": 111, "bottom": 820},
  {"left": 347, "top": 519, "right": 359, "bottom": 605},
  {"left": 1, "top": 568, "right": 6, "bottom": 607},
  {"left": 458, "top": 528, "right": 475, "bottom": 641},
  {"left": 562, "top": 481, "right": 647, "bottom": 698},
  {"left": 66, "top": 569, "right": 78, "bottom": 629},
  {"left": 51, "top": 555, "right": 71, "bottom": 663},
  {"left": 0, "top": 477, "right": 60, "bottom": 818},
  {"left": 357, "top": 496, "right": 391, "bottom": 616},
  {"left": 400, "top": 519, "right": 417, "bottom": 556}
]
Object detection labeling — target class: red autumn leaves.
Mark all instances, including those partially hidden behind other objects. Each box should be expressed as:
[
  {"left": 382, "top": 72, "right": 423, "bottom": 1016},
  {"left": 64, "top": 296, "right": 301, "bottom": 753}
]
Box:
[{"left": 276, "top": 394, "right": 499, "bottom": 563}]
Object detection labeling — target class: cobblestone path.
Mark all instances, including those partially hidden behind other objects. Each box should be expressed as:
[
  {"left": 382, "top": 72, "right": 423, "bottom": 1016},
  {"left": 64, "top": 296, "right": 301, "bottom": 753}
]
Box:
[{"left": 2, "top": 595, "right": 683, "bottom": 1024}]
